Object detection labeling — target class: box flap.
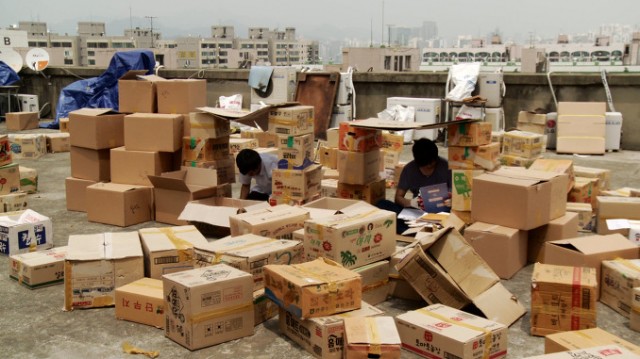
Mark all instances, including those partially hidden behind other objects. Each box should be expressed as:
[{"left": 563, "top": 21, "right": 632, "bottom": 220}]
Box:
[
  {"left": 148, "top": 171, "right": 190, "bottom": 192},
  {"left": 196, "top": 102, "right": 298, "bottom": 131},
  {"left": 181, "top": 166, "right": 219, "bottom": 187},
  {"left": 139, "top": 226, "right": 208, "bottom": 252},
  {"left": 548, "top": 234, "right": 637, "bottom": 255},
  {"left": 178, "top": 198, "right": 269, "bottom": 227},
  {"left": 119, "top": 70, "right": 148, "bottom": 80},
  {"left": 67, "top": 232, "right": 141, "bottom": 260},
  {"left": 471, "top": 282, "right": 526, "bottom": 326},
  {"left": 138, "top": 74, "right": 165, "bottom": 82},
  {"left": 69, "top": 108, "right": 119, "bottom": 116},
  {"left": 107, "top": 232, "right": 143, "bottom": 259}
]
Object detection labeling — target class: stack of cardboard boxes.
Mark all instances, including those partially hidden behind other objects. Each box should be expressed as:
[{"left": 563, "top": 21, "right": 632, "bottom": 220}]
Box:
[
  {"left": 379, "top": 131, "right": 405, "bottom": 188},
  {"left": 0, "top": 134, "right": 25, "bottom": 212},
  {"left": 499, "top": 129, "right": 545, "bottom": 168}
]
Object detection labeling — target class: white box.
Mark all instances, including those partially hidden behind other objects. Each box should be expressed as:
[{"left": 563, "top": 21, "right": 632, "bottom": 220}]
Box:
[
  {"left": 605, "top": 112, "right": 623, "bottom": 151},
  {"left": 386, "top": 97, "right": 440, "bottom": 141},
  {"left": 0, "top": 209, "right": 53, "bottom": 256}
]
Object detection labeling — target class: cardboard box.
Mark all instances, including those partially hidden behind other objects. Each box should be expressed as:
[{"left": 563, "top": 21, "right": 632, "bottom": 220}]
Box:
[
  {"left": 0, "top": 134, "right": 11, "bottom": 166},
  {"left": 68, "top": 108, "right": 125, "bottom": 149},
  {"left": 182, "top": 136, "right": 230, "bottom": 162},
  {"left": 352, "top": 260, "right": 391, "bottom": 305},
  {"left": 632, "top": 287, "right": 640, "bottom": 332},
  {"left": 8, "top": 134, "right": 47, "bottom": 159},
  {"left": 110, "top": 146, "right": 173, "bottom": 186},
  {"left": 528, "top": 212, "right": 579, "bottom": 263},
  {"left": 70, "top": 146, "right": 110, "bottom": 181},
  {"left": 530, "top": 263, "right": 598, "bottom": 336},
  {"left": 45, "top": 132, "right": 70, "bottom": 153},
  {"left": 396, "top": 304, "right": 508, "bottom": 359},
  {"left": 279, "top": 302, "right": 383, "bottom": 359},
  {"left": 463, "top": 222, "right": 527, "bottom": 279},
  {"left": 0, "top": 191, "right": 27, "bottom": 213},
  {"left": 229, "top": 204, "right": 310, "bottom": 238},
  {"left": 124, "top": 113, "right": 183, "bottom": 152},
  {"left": 529, "top": 158, "right": 575, "bottom": 193},
  {"left": 338, "top": 122, "right": 382, "bottom": 152},
  {"left": 573, "top": 165, "right": 610, "bottom": 191},
  {"left": 448, "top": 142, "right": 500, "bottom": 171},
  {"left": 188, "top": 110, "right": 232, "bottom": 139},
  {"left": 545, "top": 327, "right": 640, "bottom": 355},
  {"left": 337, "top": 150, "right": 380, "bottom": 185},
  {"left": 115, "top": 277, "right": 164, "bottom": 328},
  {"left": 64, "top": 231, "right": 144, "bottom": 310},
  {"left": 381, "top": 132, "right": 404, "bottom": 152},
  {"left": 557, "top": 102, "right": 606, "bottom": 155},
  {"left": 344, "top": 316, "right": 401, "bottom": 359},
  {"left": 321, "top": 179, "right": 339, "bottom": 198},
  {"left": 301, "top": 197, "right": 373, "bottom": 219},
  {"left": 472, "top": 167, "right": 568, "bottom": 230},
  {"left": 85, "top": 182, "right": 152, "bottom": 227},
  {"left": 9, "top": 246, "right": 67, "bottom": 288},
  {"left": 388, "top": 246, "right": 423, "bottom": 301},
  {"left": 156, "top": 79, "right": 207, "bottom": 115},
  {"left": 268, "top": 105, "right": 315, "bottom": 136},
  {"left": 597, "top": 196, "right": 640, "bottom": 235},
  {"left": 65, "top": 177, "right": 96, "bottom": 212},
  {"left": 322, "top": 168, "right": 340, "bottom": 181},
  {"left": 177, "top": 197, "right": 269, "bottom": 238},
  {"left": 58, "top": 117, "right": 69, "bottom": 132},
  {"left": 543, "top": 234, "right": 639, "bottom": 283},
  {"left": 380, "top": 148, "right": 400, "bottom": 171},
  {"left": 148, "top": 166, "right": 222, "bottom": 225},
  {"left": 18, "top": 166, "right": 37, "bottom": 194},
  {"left": 0, "top": 163, "right": 20, "bottom": 195},
  {"left": 566, "top": 202, "right": 595, "bottom": 232},
  {"left": 271, "top": 164, "right": 322, "bottom": 201},
  {"left": 264, "top": 257, "right": 362, "bottom": 319},
  {"left": 525, "top": 345, "right": 639, "bottom": 359},
  {"left": 6, "top": 111, "right": 39, "bottom": 131},
  {"left": 139, "top": 225, "right": 209, "bottom": 279},
  {"left": 0, "top": 209, "right": 53, "bottom": 256},
  {"left": 517, "top": 111, "right": 547, "bottom": 134},
  {"left": 326, "top": 127, "right": 339, "bottom": 148},
  {"left": 498, "top": 154, "right": 536, "bottom": 168},
  {"left": 569, "top": 177, "right": 599, "bottom": 205},
  {"left": 253, "top": 288, "right": 279, "bottom": 325},
  {"left": 241, "top": 130, "right": 278, "bottom": 148},
  {"left": 277, "top": 133, "right": 314, "bottom": 167},
  {"left": 451, "top": 169, "right": 484, "bottom": 211},
  {"left": 194, "top": 234, "right": 303, "bottom": 290},
  {"left": 304, "top": 205, "right": 396, "bottom": 269},
  {"left": 118, "top": 71, "right": 161, "bottom": 113},
  {"left": 396, "top": 227, "right": 526, "bottom": 326},
  {"left": 318, "top": 146, "right": 338, "bottom": 169},
  {"left": 163, "top": 264, "right": 254, "bottom": 350},
  {"left": 336, "top": 178, "right": 386, "bottom": 205},
  {"left": 502, "top": 130, "right": 544, "bottom": 158},
  {"left": 183, "top": 157, "right": 235, "bottom": 184},
  {"left": 447, "top": 121, "right": 492, "bottom": 147},
  {"left": 229, "top": 137, "right": 258, "bottom": 155},
  {"left": 600, "top": 259, "right": 640, "bottom": 318}
]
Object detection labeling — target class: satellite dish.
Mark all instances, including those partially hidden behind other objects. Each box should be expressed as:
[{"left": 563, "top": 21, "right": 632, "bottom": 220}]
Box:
[
  {"left": 25, "top": 48, "right": 50, "bottom": 71},
  {"left": 0, "top": 48, "right": 24, "bottom": 73}
]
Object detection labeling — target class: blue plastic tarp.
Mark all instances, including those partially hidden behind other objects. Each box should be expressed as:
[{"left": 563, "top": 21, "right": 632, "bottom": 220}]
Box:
[
  {"left": 0, "top": 61, "right": 20, "bottom": 86},
  {"left": 49, "top": 50, "right": 155, "bottom": 128}
]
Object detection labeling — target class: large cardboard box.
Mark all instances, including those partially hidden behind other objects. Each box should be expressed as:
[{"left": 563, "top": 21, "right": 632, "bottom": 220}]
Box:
[
  {"left": 529, "top": 158, "right": 575, "bottom": 193},
  {"left": 337, "top": 150, "right": 380, "bottom": 185},
  {"left": 463, "top": 222, "right": 527, "bottom": 279},
  {"left": 528, "top": 212, "right": 579, "bottom": 263},
  {"left": 163, "top": 264, "right": 254, "bottom": 350},
  {"left": 182, "top": 136, "right": 230, "bottom": 162},
  {"left": 472, "top": 167, "right": 568, "bottom": 230},
  {"left": 545, "top": 327, "right": 640, "bottom": 355},
  {"left": 0, "top": 163, "right": 21, "bottom": 195},
  {"left": 530, "top": 263, "right": 598, "bottom": 336},
  {"left": 600, "top": 259, "right": 640, "bottom": 318},
  {"left": 110, "top": 146, "right": 173, "bottom": 186},
  {"left": 8, "top": 134, "right": 47, "bottom": 159},
  {"left": 177, "top": 197, "right": 269, "bottom": 237},
  {"left": 502, "top": 130, "right": 544, "bottom": 158},
  {"left": 65, "top": 177, "right": 96, "bottom": 212},
  {"left": 264, "top": 257, "right": 362, "bottom": 319},
  {"left": 574, "top": 165, "right": 610, "bottom": 191},
  {"left": 64, "top": 231, "right": 144, "bottom": 310},
  {"left": 9, "top": 246, "right": 67, "bottom": 288},
  {"left": 6, "top": 112, "right": 39, "bottom": 130},
  {"left": 343, "top": 316, "right": 401, "bottom": 359},
  {"left": 138, "top": 225, "right": 209, "bottom": 279},
  {"left": 396, "top": 304, "right": 508, "bottom": 359},
  {"left": 336, "top": 178, "right": 386, "bottom": 205},
  {"left": 543, "top": 234, "right": 639, "bottom": 283},
  {"left": 524, "top": 345, "right": 640, "bottom": 359},
  {"left": 85, "top": 182, "right": 153, "bottom": 227},
  {"left": 268, "top": 105, "right": 315, "bottom": 136},
  {"left": 352, "top": 260, "right": 391, "bottom": 305},
  {"left": 338, "top": 122, "right": 382, "bottom": 152},
  {"left": 183, "top": 157, "right": 236, "bottom": 184},
  {"left": 556, "top": 102, "right": 606, "bottom": 155},
  {"left": 271, "top": 163, "right": 322, "bottom": 201},
  {"left": 124, "top": 113, "right": 183, "bottom": 152},
  {"left": 229, "top": 204, "right": 310, "bottom": 238},
  {"left": 451, "top": 169, "right": 484, "bottom": 211},
  {"left": 148, "top": 167, "right": 222, "bottom": 225},
  {"left": 70, "top": 146, "right": 111, "bottom": 181},
  {"left": 194, "top": 234, "right": 303, "bottom": 290},
  {"left": 68, "top": 108, "right": 124, "bottom": 149},
  {"left": 115, "top": 277, "right": 164, "bottom": 329},
  {"left": 396, "top": 227, "right": 527, "bottom": 326},
  {"left": 447, "top": 121, "right": 492, "bottom": 147},
  {"left": 0, "top": 191, "right": 27, "bottom": 213},
  {"left": 597, "top": 196, "right": 640, "bottom": 235},
  {"left": 45, "top": 132, "right": 71, "bottom": 153},
  {"left": 279, "top": 302, "right": 383, "bottom": 359},
  {"left": 566, "top": 202, "right": 595, "bottom": 232},
  {"left": 118, "top": 71, "right": 161, "bottom": 113},
  {"left": 0, "top": 134, "right": 12, "bottom": 166},
  {"left": 448, "top": 142, "right": 500, "bottom": 171},
  {"left": 0, "top": 209, "right": 53, "bottom": 256},
  {"left": 156, "top": 79, "right": 207, "bottom": 115}
]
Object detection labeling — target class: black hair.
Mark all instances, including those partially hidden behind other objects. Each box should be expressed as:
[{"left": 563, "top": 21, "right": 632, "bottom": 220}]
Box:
[
  {"left": 236, "top": 148, "right": 262, "bottom": 175},
  {"left": 412, "top": 138, "right": 439, "bottom": 167}
]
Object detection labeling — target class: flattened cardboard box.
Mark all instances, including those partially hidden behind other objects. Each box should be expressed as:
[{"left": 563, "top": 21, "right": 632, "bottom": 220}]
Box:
[
  {"left": 344, "top": 316, "right": 401, "bottom": 359},
  {"left": 545, "top": 327, "right": 640, "bottom": 355},
  {"left": 395, "top": 304, "right": 508, "bottom": 359},
  {"left": 527, "top": 211, "right": 579, "bottom": 263},
  {"left": 523, "top": 344, "right": 639, "bottom": 359},
  {"left": 64, "top": 231, "right": 144, "bottom": 311},
  {"left": 124, "top": 113, "right": 183, "bottom": 152},
  {"left": 68, "top": 108, "right": 124, "bottom": 150},
  {"left": 279, "top": 302, "right": 383, "bottom": 359},
  {"left": 178, "top": 197, "right": 269, "bottom": 237},
  {"left": 229, "top": 204, "right": 310, "bottom": 238},
  {"left": 353, "top": 260, "right": 391, "bottom": 305},
  {"left": 139, "top": 225, "right": 209, "bottom": 279},
  {"left": 0, "top": 191, "right": 27, "bottom": 213},
  {"left": 9, "top": 246, "right": 67, "bottom": 288},
  {"left": 463, "top": 221, "right": 527, "bottom": 279},
  {"left": 118, "top": 71, "right": 160, "bottom": 114},
  {"left": 194, "top": 234, "right": 303, "bottom": 290},
  {"left": 115, "top": 277, "right": 164, "bottom": 329},
  {"left": 85, "top": 182, "right": 153, "bottom": 227},
  {"left": 264, "top": 257, "right": 362, "bottom": 319},
  {"left": 600, "top": 259, "right": 640, "bottom": 318},
  {"left": 163, "top": 264, "right": 254, "bottom": 350},
  {"left": 6, "top": 111, "right": 39, "bottom": 131},
  {"left": 0, "top": 209, "right": 53, "bottom": 256}
]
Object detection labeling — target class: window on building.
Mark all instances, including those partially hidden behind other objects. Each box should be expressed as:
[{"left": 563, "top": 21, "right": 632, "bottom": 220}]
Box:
[
  {"left": 88, "top": 51, "right": 95, "bottom": 56},
  {"left": 28, "top": 41, "right": 37, "bottom": 47},
  {"left": 219, "top": 51, "right": 227, "bottom": 56},
  {"left": 87, "top": 42, "right": 97, "bottom": 48},
  {"left": 63, "top": 42, "right": 72, "bottom": 47},
  {"left": 64, "top": 50, "right": 71, "bottom": 57},
  {"left": 384, "top": 56, "right": 391, "bottom": 70},
  {"left": 405, "top": 55, "right": 411, "bottom": 69},
  {"left": 98, "top": 43, "right": 108, "bottom": 48},
  {"left": 38, "top": 41, "right": 47, "bottom": 47},
  {"left": 219, "top": 59, "right": 227, "bottom": 64},
  {"left": 88, "top": 59, "right": 96, "bottom": 65},
  {"left": 64, "top": 59, "right": 73, "bottom": 65}
]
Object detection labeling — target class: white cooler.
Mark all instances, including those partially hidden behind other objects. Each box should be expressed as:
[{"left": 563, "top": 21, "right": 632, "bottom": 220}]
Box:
[{"left": 605, "top": 112, "right": 623, "bottom": 151}]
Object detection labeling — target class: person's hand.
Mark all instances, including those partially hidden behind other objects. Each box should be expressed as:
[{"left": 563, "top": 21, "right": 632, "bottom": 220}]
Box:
[{"left": 409, "top": 197, "right": 423, "bottom": 209}]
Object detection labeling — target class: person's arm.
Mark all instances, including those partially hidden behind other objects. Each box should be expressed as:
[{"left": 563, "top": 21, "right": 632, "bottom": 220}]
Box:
[
  {"left": 240, "top": 184, "right": 250, "bottom": 199},
  {"left": 394, "top": 187, "right": 412, "bottom": 208}
]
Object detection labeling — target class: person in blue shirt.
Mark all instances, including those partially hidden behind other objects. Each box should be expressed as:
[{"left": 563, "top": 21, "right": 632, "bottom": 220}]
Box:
[{"left": 236, "top": 148, "right": 278, "bottom": 201}]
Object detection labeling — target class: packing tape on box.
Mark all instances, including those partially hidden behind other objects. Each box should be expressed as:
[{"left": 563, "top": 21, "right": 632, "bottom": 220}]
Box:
[
  {"left": 361, "top": 278, "right": 389, "bottom": 293},
  {"left": 417, "top": 308, "right": 493, "bottom": 359},
  {"left": 367, "top": 317, "right": 382, "bottom": 356},
  {"left": 614, "top": 257, "right": 640, "bottom": 272},
  {"left": 190, "top": 302, "right": 253, "bottom": 324},
  {"left": 127, "top": 279, "right": 163, "bottom": 291},
  {"left": 158, "top": 228, "right": 195, "bottom": 263},
  {"left": 63, "top": 261, "right": 73, "bottom": 311},
  {"left": 291, "top": 265, "right": 338, "bottom": 309}
]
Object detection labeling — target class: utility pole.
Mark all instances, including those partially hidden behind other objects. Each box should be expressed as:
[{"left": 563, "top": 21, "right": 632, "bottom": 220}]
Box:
[{"left": 145, "top": 16, "right": 156, "bottom": 48}]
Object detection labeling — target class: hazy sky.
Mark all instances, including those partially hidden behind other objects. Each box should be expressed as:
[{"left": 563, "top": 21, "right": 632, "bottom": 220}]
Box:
[{"left": 2, "top": 0, "right": 640, "bottom": 43}]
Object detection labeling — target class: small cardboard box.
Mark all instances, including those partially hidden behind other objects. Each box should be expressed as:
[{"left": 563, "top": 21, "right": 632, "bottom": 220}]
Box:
[
  {"left": 64, "top": 231, "right": 144, "bottom": 311},
  {"left": 545, "top": 327, "right": 640, "bottom": 355},
  {"left": 448, "top": 142, "right": 500, "bottom": 171},
  {"left": 344, "top": 316, "right": 401, "bottom": 359},
  {"left": 0, "top": 191, "right": 27, "bottom": 213},
  {"left": 0, "top": 163, "right": 21, "bottom": 195},
  {"left": 531, "top": 263, "right": 598, "bottom": 336},
  {"left": 499, "top": 153, "right": 536, "bottom": 168},
  {"left": 303, "top": 205, "right": 396, "bottom": 269},
  {"left": 124, "top": 113, "right": 183, "bottom": 152},
  {"left": 271, "top": 164, "right": 322, "bottom": 201},
  {"left": 447, "top": 121, "right": 492, "bottom": 147},
  {"left": 337, "top": 150, "right": 380, "bottom": 185},
  {"left": 451, "top": 169, "right": 484, "bottom": 211},
  {"left": 517, "top": 111, "right": 547, "bottom": 134},
  {"left": 600, "top": 259, "right": 640, "bottom": 318},
  {"left": 118, "top": 71, "right": 161, "bottom": 113},
  {"left": 321, "top": 178, "right": 339, "bottom": 198},
  {"left": 58, "top": 117, "right": 69, "bottom": 133},
  {"left": 279, "top": 302, "right": 383, "bottom": 359},
  {"left": 529, "top": 158, "right": 575, "bottom": 193},
  {"left": 68, "top": 108, "right": 124, "bottom": 150},
  {"left": 115, "top": 277, "right": 165, "bottom": 329},
  {"left": 569, "top": 177, "right": 599, "bottom": 205},
  {"left": 573, "top": 165, "right": 610, "bottom": 191},
  {"left": 524, "top": 345, "right": 640, "bottom": 359},
  {"left": 338, "top": 122, "right": 382, "bottom": 152},
  {"left": 8, "top": 134, "right": 47, "bottom": 159},
  {"left": 0, "top": 209, "right": 53, "bottom": 256},
  {"left": 318, "top": 146, "right": 338, "bottom": 169},
  {"left": 0, "top": 134, "right": 12, "bottom": 166},
  {"left": 188, "top": 110, "right": 232, "bottom": 139},
  {"left": 597, "top": 196, "right": 640, "bottom": 235},
  {"left": 70, "top": 146, "right": 111, "bottom": 182},
  {"left": 138, "top": 225, "right": 209, "bottom": 279},
  {"left": 502, "top": 130, "right": 544, "bottom": 158},
  {"left": 336, "top": 178, "right": 386, "bottom": 205},
  {"left": 182, "top": 136, "right": 230, "bottom": 162},
  {"left": 528, "top": 212, "right": 579, "bottom": 263},
  {"left": 85, "top": 182, "right": 153, "bottom": 227},
  {"left": 352, "top": 260, "right": 391, "bottom": 305},
  {"left": 156, "top": 79, "right": 207, "bottom": 115},
  {"left": 183, "top": 157, "right": 236, "bottom": 184},
  {"left": 110, "top": 146, "right": 173, "bottom": 186},
  {"left": 178, "top": 197, "right": 269, "bottom": 237},
  {"left": 6, "top": 111, "right": 39, "bottom": 131},
  {"left": 194, "top": 234, "right": 303, "bottom": 290},
  {"left": 264, "top": 257, "right": 362, "bottom": 319},
  {"left": 19, "top": 165, "right": 37, "bottom": 194},
  {"left": 396, "top": 304, "right": 508, "bottom": 359},
  {"left": 65, "top": 177, "right": 96, "bottom": 212},
  {"left": 229, "top": 204, "right": 310, "bottom": 238},
  {"left": 472, "top": 167, "right": 568, "bottom": 230},
  {"left": 463, "top": 222, "right": 527, "bottom": 279},
  {"left": 45, "top": 132, "right": 70, "bottom": 153},
  {"left": 566, "top": 202, "right": 595, "bottom": 232},
  {"left": 268, "top": 105, "right": 315, "bottom": 136},
  {"left": 381, "top": 132, "right": 404, "bottom": 152},
  {"left": 163, "top": 264, "right": 254, "bottom": 350},
  {"left": 9, "top": 246, "right": 67, "bottom": 288},
  {"left": 229, "top": 137, "right": 258, "bottom": 155},
  {"left": 632, "top": 287, "right": 640, "bottom": 332}
]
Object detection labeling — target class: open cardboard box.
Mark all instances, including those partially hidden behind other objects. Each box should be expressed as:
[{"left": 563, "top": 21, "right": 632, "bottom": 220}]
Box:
[
  {"left": 179, "top": 197, "right": 270, "bottom": 237},
  {"left": 195, "top": 102, "right": 298, "bottom": 131}
]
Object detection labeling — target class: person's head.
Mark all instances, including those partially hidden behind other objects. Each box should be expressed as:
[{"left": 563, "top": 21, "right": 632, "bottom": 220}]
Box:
[
  {"left": 236, "top": 149, "right": 262, "bottom": 176},
  {"left": 412, "top": 138, "right": 439, "bottom": 175}
]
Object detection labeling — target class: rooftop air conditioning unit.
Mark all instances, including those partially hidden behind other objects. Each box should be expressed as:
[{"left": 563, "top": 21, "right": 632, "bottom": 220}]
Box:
[{"left": 250, "top": 67, "right": 297, "bottom": 105}]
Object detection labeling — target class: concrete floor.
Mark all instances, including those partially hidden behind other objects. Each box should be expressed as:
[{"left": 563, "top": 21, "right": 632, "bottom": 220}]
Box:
[{"left": 1, "top": 123, "right": 639, "bottom": 359}]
